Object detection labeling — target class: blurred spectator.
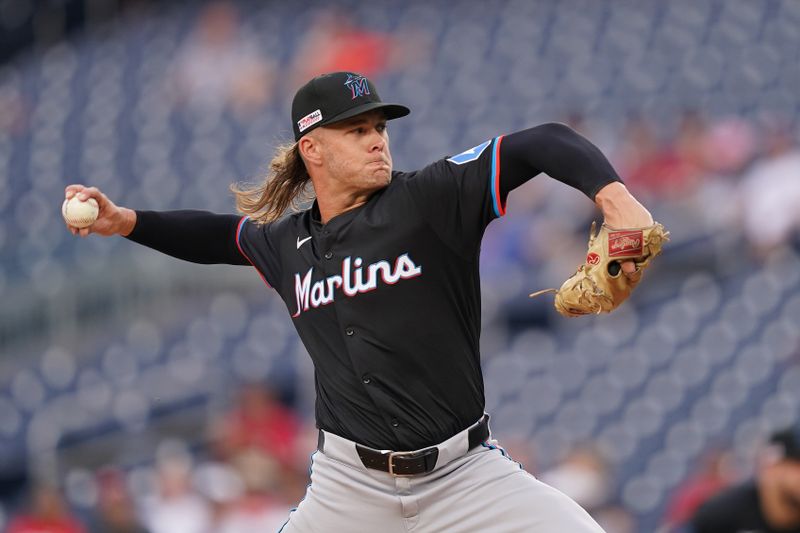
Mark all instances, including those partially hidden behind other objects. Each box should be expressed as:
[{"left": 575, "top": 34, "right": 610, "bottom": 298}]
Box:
[
  {"left": 691, "top": 425, "right": 800, "bottom": 533},
  {"left": 193, "top": 427, "right": 245, "bottom": 525},
  {"left": 6, "top": 483, "right": 86, "bottom": 533},
  {"left": 617, "top": 111, "right": 707, "bottom": 201},
  {"left": 288, "top": 8, "right": 429, "bottom": 87},
  {"left": 690, "top": 117, "right": 758, "bottom": 233},
  {"left": 615, "top": 114, "right": 658, "bottom": 177},
  {"left": 0, "top": 85, "right": 27, "bottom": 136},
  {"left": 91, "top": 468, "right": 149, "bottom": 533},
  {"left": 739, "top": 122, "right": 800, "bottom": 255},
  {"left": 663, "top": 447, "right": 735, "bottom": 531},
  {"left": 141, "top": 453, "right": 211, "bottom": 533},
  {"left": 173, "top": 1, "right": 275, "bottom": 116},
  {"left": 216, "top": 451, "right": 289, "bottom": 533},
  {"left": 539, "top": 445, "right": 612, "bottom": 513},
  {"left": 594, "top": 503, "right": 636, "bottom": 533},
  {"left": 674, "top": 110, "right": 710, "bottom": 177},
  {"left": 215, "top": 383, "right": 301, "bottom": 467},
  {"left": 701, "top": 118, "right": 757, "bottom": 176}
]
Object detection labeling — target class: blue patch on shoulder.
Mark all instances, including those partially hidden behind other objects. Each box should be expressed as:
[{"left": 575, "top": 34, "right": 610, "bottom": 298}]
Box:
[{"left": 447, "top": 140, "right": 492, "bottom": 165}]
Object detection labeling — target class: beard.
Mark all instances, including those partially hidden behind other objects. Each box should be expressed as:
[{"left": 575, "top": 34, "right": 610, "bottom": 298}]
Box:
[
  {"left": 371, "top": 164, "right": 392, "bottom": 185},
  {"left": 349, "top": 161, "right": 392, "bottom": 191},
  {"left": 322, "top": 143, "right": 392, "bottom": 193}
]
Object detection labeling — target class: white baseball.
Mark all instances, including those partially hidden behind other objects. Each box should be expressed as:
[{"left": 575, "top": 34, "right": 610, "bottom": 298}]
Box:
[{"left": 62, "top": 196, "right": 99, "bottom": 229}]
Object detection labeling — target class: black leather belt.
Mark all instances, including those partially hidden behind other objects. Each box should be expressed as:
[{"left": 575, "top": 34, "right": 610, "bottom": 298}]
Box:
[{"left": 318, "top": 415, "right": 490, "bottom": 477}]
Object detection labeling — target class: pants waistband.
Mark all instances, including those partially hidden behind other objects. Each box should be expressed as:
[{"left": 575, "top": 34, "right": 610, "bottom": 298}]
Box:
[{"left": 317, "top": 414, "right": 490, "bottom": 476}]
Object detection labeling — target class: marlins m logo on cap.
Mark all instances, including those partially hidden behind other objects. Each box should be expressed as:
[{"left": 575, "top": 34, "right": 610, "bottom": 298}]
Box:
[
  {"left": 291, "top": 72, "right": 410, "bottom": 141},
  {"left": 345, "top": 74, "right": 370, "bottom": 99}
]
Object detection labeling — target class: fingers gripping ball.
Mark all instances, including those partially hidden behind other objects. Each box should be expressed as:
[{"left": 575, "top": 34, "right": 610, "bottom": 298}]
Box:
[
  {"left": 530, "top": 221, "right": 670, "bottom": 317},
  {"left": 62, "top": 196, "right": 99, "bottom": 229}
]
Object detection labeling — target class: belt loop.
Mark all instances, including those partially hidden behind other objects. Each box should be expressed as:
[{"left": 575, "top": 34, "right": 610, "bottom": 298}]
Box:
[
  {"left": 317, "top": 429, "right": 325, "bottom": 453},
  {"left": 424, "top": 450, "right": 438, "bottom": 472}
]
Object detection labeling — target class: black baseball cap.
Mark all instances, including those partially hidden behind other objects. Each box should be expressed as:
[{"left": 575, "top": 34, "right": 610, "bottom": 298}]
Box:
[
  {"left": 291, "top": 72, "right": 410, "bottom": 141},
  {"left": 770, "top": 424, "right": 800, "bottom": 461}
]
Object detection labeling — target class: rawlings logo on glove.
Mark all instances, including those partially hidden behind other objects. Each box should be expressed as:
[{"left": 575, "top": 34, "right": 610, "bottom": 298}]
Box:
[
  {"left": 608, "top": 231, "right": 643, "bottom": 256},
  {"left": 530, "top": 221, "right": 669, "bottom": 317}
]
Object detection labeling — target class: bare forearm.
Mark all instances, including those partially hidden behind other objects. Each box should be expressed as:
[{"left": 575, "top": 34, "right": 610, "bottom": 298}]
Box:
[
  {"left": 117, "top": 207, "right": 137, "bottom": 236},
  {"left": 594, "top": 182, "right": 653, "bottom": 229}
]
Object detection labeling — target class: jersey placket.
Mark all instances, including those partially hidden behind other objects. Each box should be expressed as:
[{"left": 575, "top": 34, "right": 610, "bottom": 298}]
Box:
[{"left": 316, "top": 218, "right": 406, "bottom": 443}]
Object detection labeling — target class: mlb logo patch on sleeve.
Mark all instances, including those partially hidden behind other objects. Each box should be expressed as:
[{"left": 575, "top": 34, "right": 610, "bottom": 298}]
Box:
[{"left": 447, "top": 140, "right": 492, "bottom": 165}]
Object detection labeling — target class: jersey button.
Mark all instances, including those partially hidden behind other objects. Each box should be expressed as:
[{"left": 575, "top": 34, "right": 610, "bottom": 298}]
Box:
[
  {"left": 362, "top": 375, "right": 371, "bottom": 384},
  {"left": 345, "top": 327, "right": 355, "bottom": 336},
  {"left": 324, "top": 251, "right": 333, "bottom": 259},
  {"left": 391, "top": 419, "right": 400, "bottom": 428}
]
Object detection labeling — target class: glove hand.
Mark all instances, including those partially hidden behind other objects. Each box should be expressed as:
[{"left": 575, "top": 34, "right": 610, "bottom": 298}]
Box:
[
  {"left": 530, "top": 220, "right": 669, "bottom": 317},
  {"left": 594, "top": 182, "right": 653, "bottom": 276}
]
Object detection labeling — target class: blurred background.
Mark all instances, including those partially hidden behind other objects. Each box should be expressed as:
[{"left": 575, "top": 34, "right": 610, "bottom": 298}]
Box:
[{"left": 1, "top": 0, "right": 799, "bottom": 531}]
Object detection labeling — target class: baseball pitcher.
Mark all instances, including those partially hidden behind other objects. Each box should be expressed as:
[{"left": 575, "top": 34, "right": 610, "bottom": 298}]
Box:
[{"left": 65, "top": 72, "right": 667, "bottom": 532}]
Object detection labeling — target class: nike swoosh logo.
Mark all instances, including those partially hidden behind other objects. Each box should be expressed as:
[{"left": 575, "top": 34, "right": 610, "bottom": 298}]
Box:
[{"left": 296, "top": 236, "right": 312, "bottom": 249}]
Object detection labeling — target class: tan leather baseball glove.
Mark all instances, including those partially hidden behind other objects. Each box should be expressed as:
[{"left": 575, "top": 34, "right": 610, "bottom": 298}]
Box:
[{"left": 530, "top": 221, "right": 669, "bottom": 317}]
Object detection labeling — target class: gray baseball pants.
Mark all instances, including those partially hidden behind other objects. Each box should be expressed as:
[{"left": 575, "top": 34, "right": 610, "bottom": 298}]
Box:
[{"left": 277, "top": 417, "right": 606, "bottom": 533}]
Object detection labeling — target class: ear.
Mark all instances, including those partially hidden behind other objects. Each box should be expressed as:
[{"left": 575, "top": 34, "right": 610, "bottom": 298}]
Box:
[{"left": 298, "top": 133, "right": 323, "bottom": 167}]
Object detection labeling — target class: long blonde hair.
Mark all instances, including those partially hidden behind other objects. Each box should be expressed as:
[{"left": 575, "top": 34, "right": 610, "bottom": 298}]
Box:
[{"left": 231, "top": 143, "right": 314, "bottom": 224}]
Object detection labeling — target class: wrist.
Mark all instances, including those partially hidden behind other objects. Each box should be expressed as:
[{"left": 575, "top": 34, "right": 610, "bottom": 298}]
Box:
[
  {"left": 595, "top": 182, "right": 653, "bottom": 228},
  {"left": 594, "top": 181, "right": 628, "bottom": 210},
  {"left": 119, "top": 208, "right": 137, "bottom": 236}
]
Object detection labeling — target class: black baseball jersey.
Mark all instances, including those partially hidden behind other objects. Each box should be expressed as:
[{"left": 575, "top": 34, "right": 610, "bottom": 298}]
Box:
[
  {"left": 126, "top": 123, "right": 621, "bottom": 451},
  {"left": 236, "top": 137, "right": 507, "bottom": 450},
  {"left": 691, "top": 481, "right": 800, "bottom": 533}
]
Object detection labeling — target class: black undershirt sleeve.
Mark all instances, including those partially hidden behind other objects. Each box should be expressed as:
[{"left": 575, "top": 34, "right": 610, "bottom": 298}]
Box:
[
  {"left": 124, "top": 125, "right": 616, "bottom": 263},
  {"left": 125, "top": 210, "right": 250, "bottom": 266},
  {"left": 498, "top": 122, "right": 622, "bottom": 203}
]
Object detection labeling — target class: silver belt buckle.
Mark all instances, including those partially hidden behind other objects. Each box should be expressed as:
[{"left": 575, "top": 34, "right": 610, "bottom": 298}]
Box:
[{"left": 387, "top": 450, "right": 418, "bottom": 477}]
